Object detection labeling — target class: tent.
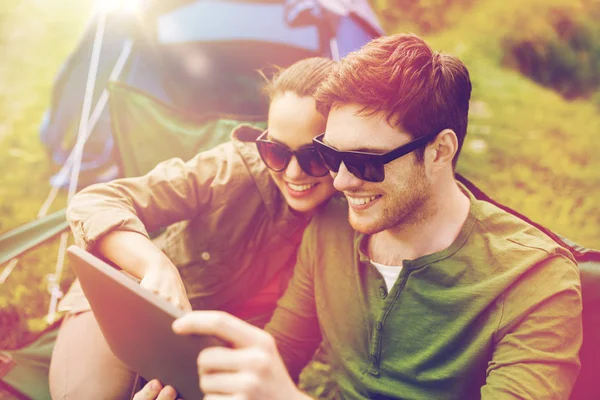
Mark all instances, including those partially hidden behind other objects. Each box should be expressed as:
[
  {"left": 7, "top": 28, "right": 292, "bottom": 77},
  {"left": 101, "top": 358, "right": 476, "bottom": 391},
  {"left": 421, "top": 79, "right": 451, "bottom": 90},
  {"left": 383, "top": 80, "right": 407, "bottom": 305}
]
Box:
[{"left": 40, "top": 0, "right": 384, "bottom": 189}]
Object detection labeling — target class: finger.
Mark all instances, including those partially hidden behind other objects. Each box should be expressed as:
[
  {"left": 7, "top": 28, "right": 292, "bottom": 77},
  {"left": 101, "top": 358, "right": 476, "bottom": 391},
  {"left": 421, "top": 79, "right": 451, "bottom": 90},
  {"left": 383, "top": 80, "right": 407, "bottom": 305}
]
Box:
[
  {"left": 173, "top": 311, "right": 270, "bottom": 348},
  {"left": 181, "top": 298, "right": 193, "bottom": 312},
  {"left": 197, "top": 347, "right": 267, "bottom": 374},
  {"left": 140, "top": 284, "right": 160, "bottom": 295},
  {"left": 154, "top": 289, "right": 185, "bottom": 310},
  {"left": 139, "top": 273, "right": 157, "bottom": 287},
  {"left": 200, "top": 371, "right": 260, "bottom": 395},
  {"left": 161, "top": 293, "right": 181, "bottom": 310},
  {"left": 132, "top": 379, "right": 163, "bottom": 400},
  {"left": 139, "top": 280, "right": 161, "bottom": 296},
  {"left": 156, "top": 385, "right": 178, "bottom": 400},
  {"left": 172, "top": 294, "right": 192, "bottom": 312}
]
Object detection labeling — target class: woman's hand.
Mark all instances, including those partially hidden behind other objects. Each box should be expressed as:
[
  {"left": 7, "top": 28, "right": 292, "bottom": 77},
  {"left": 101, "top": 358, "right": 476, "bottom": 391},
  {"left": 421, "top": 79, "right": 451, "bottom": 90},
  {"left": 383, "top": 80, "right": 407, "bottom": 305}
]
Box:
[
  {"left": 140, "top": 261, "right": 192, "bottom": 312},
  {"left": 132, "top": 380, "right": 180, "bottom": 400},
  {"left": 96, "top": 230, "right": 192, "bottom": 311}
]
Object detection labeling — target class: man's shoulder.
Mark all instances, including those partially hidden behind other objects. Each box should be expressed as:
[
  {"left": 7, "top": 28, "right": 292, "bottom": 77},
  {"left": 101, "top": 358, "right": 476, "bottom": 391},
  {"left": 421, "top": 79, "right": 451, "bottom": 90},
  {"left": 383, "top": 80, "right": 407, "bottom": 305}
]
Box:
[
  {"left": 468, "top": 200, "right": 581, "bottom": 328},
  {"left": 469, "top": 199, "right": 577, "bottom": 270},
  {"left": 316, "top": 195, "right": 351, "bottom": 225}
]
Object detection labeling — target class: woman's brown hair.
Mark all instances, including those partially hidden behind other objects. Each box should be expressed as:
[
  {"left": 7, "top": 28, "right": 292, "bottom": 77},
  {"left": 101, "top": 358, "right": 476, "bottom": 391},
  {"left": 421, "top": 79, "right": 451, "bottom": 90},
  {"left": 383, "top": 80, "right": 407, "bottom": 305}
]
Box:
[{"left": 262, "top": 57, "right": 336, "bottom": 100}]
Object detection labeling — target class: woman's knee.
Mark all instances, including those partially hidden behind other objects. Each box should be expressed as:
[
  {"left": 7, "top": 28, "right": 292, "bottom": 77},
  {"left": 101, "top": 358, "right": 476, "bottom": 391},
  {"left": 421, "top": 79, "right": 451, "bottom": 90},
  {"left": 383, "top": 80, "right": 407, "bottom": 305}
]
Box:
[{"left": 49, "top": 311, "right": 136, "bottom": 399}]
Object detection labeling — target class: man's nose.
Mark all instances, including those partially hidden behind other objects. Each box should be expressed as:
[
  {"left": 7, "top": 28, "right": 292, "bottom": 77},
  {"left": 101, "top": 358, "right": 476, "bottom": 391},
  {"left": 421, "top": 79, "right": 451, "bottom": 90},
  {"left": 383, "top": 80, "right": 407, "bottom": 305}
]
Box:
[{"left": 333, "top": 162, "right": 363, "bottom": 192}]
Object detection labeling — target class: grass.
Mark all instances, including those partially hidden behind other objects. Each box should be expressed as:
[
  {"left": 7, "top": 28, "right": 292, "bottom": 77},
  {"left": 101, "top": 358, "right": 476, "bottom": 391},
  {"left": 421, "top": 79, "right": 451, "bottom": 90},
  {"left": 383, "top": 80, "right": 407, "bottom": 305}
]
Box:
[{"left": 0, "top": 0, "right": 92, "bottom": 332}]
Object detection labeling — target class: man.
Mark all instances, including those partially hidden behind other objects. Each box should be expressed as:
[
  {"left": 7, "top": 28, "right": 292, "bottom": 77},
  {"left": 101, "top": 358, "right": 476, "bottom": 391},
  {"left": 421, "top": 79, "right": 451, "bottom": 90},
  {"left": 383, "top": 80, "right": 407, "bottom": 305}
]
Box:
[{"left": 135, "top": 33, "right": 582, "bottom": 399}]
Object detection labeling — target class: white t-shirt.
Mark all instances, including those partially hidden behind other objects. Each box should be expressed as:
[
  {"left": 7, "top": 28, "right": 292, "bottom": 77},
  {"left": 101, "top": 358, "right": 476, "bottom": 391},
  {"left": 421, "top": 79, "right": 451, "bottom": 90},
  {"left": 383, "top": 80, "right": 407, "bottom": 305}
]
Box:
[{"left": 371, "top": 260, "right": 403, "bottom": 291}]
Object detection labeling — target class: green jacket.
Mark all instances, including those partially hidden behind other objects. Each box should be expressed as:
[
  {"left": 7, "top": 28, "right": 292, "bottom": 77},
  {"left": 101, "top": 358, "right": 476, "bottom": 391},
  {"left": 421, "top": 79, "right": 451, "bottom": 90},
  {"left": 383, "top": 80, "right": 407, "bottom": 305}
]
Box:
[
  {"left": 60, "top": 125, "right": 310, "bottom": 327},
  {"left": 266, "top": 188, "right": 582, "bottom": 399}
]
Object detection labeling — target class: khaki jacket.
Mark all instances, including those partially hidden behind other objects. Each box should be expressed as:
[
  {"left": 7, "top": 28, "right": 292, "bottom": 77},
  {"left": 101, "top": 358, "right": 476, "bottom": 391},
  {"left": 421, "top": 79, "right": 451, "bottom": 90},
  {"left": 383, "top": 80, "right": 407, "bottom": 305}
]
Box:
[{"left": 59, "top": 125, "right": 310, "bottom": 323}]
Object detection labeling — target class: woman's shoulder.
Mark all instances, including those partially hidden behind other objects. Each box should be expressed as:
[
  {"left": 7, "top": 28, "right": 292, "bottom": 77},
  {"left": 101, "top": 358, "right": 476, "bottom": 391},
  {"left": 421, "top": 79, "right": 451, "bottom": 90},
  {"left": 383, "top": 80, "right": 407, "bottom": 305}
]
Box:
[
  {"left": 231, "top": 124, "right": 264, "bottom": 143},
  {"left": 189, "top": 124, "right": 281, "bottom": 212},
  {"left": 227, "top": 124, "right": 266, "bottom": 178}
]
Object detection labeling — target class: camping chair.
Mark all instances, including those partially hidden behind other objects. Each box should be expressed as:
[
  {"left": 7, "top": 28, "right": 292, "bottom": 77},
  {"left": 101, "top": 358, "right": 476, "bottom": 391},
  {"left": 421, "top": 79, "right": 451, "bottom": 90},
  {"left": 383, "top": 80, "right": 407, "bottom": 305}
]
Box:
[
  {"left": 107, "top": 82, "right": 266, "bottom": 178},
  {"left": 0, "top": 319, "right": 61, "bottom": 400}
]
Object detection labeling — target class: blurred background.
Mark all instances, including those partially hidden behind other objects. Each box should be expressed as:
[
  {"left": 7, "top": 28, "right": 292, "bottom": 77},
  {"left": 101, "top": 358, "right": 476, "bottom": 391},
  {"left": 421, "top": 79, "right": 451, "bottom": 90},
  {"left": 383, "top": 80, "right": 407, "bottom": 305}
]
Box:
[{"left": 0, "top": 0, "right": 599, "bottom": 397}]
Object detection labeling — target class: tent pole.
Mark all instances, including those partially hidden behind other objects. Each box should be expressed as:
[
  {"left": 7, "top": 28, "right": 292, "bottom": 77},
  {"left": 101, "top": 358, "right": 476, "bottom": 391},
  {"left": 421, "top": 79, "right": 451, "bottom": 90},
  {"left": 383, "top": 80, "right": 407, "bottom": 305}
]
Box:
[
  {"left": 329, "top": 37, "right": 340, "bottom": 61},
  {"left": 0, "top": 259, "right": 19, "bottom": 284},
  {"left": 47, "top": 38, "right": 134, "bottom": 192},
  {"left": 45, "top": 11, "right": 108, "bottom": 324}
]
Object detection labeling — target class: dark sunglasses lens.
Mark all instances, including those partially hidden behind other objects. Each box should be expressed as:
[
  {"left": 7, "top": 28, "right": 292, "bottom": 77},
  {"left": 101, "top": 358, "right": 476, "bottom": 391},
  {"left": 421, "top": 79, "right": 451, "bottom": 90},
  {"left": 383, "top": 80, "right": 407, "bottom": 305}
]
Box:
[
  {"left": 296, "top": 148, "right": 329, "bottom": 177},
  {"left": 315, "top": 145, "right": 341, "bottom": 173},
  {"left": 345, "top": 156, "right": 385, "bottom": 183},
  {"left": 313, "top": 137, "right": 385, "bottom": 182},
  {"left": 257, "top": 142, "right": 290, "bottom": 171}
]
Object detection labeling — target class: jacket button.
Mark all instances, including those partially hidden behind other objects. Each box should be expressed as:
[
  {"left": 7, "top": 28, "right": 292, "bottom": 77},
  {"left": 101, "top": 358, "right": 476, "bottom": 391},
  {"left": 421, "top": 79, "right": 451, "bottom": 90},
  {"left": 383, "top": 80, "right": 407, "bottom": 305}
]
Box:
[{"left": 201, "top": 252, "right": 211, "bottom": 261}]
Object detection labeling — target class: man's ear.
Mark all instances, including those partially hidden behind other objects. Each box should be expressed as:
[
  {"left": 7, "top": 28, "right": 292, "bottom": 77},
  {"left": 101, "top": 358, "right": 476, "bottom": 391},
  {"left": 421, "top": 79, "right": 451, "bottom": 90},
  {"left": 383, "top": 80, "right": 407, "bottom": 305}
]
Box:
[{"left": 429, "top": 129, "right": 458, "bottom": 168}]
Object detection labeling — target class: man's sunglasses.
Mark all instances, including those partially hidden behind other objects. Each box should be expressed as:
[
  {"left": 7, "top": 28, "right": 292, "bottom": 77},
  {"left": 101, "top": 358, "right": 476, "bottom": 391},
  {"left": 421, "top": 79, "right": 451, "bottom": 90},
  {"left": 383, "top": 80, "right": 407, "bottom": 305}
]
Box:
[
  {"left": 312, "top": 131, "right": 439, "bottom": 183},
  {"left": 255, "top": 130, "right": 329, "bottom": 177}
]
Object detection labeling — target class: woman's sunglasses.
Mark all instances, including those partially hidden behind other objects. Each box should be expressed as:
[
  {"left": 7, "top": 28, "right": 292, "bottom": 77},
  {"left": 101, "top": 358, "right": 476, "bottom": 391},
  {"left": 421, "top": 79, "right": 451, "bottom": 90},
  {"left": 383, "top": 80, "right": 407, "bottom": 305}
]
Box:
[
  {"left": 255, "top": 130, "right": 329, "bottom": 177},
  {"left": 312, "top": 131, "right": 439, "bottom": 183}
]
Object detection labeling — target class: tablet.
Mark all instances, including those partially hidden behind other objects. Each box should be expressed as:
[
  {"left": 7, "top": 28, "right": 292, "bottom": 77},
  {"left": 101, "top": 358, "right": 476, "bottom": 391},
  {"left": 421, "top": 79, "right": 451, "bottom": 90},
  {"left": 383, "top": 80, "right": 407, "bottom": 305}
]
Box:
[{"left": 67, "top": 245, "right": 222, "bottom": 399}]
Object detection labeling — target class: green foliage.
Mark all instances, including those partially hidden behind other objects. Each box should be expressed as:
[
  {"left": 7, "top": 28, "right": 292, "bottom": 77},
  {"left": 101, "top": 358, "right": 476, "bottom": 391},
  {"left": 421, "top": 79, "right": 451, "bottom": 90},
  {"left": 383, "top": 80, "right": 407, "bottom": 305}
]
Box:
[
  {"left": 503, "top": 0, "right": 600, "bottom": 99},
  {"left": 422, "top": 1, "right": 600, "bottom": 250}
]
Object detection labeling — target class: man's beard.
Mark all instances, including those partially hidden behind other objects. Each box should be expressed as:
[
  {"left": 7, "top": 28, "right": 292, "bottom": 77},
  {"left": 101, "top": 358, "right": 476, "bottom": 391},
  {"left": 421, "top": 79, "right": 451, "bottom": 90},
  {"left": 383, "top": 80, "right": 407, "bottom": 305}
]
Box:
[{"left": 348, "top": 165, "right": 431, "bottom": 235}]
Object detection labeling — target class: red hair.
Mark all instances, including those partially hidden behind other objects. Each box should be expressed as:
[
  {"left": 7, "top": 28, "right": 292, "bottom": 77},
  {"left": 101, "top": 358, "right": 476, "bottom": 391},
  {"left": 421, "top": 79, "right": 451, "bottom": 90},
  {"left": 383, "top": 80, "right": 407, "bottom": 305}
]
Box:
[{"left": 315, "top": 33, "right": 471, "bottom": 165}]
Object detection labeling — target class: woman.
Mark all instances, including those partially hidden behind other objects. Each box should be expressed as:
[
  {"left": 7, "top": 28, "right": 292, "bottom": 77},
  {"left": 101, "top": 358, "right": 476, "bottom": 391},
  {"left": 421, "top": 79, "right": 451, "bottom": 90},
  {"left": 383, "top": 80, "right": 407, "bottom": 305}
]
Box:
[{"left": 48, "top": 57, "right": 338, "bottom": 399}]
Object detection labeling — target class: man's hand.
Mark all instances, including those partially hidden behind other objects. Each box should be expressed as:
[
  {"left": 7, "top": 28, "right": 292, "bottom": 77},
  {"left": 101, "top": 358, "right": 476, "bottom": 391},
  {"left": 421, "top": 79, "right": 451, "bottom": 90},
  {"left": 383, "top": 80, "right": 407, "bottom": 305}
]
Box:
[
  {"left": 173, "top": 311, "right": 312, "bottom": 400},
  {"left": 140, "top": 262, "right": 192, "bottom": 312},
  {"left": 132, "top": 379, "right": 180, "bottom": 400}
]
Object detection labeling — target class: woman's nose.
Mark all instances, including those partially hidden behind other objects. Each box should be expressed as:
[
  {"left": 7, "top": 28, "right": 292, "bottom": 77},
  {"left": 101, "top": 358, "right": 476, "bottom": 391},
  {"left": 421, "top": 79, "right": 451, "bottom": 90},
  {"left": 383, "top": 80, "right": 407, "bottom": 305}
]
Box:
[{"left": 284, "top": 156, "right": 305, "bottom": 180}]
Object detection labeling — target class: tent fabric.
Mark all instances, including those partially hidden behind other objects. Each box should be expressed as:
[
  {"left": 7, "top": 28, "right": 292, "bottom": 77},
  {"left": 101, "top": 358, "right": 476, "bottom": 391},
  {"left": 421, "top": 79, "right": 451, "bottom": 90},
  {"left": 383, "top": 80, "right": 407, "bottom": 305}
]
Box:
[
  {"left": 0, "top": 209, "right": 69, "bottom": 267},
  {"left": 40, "top": 0, "right": 383, "bottom": 188},
  {"left": 157, "top": 1, "right": 321, "bottom": 49}
]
